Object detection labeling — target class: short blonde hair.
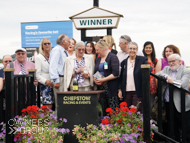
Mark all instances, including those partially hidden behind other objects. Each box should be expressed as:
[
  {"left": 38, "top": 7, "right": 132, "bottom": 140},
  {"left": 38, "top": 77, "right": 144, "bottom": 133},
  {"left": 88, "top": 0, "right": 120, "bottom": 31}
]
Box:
[
  {"left": 39, "top": 38, "right": 52, "bottom": 55},
  {"left": 96, "top": 39, "right": 109, "bottom": 50},
  {"left": 103, "top": 35, "right": 117, "bottom": 50}
]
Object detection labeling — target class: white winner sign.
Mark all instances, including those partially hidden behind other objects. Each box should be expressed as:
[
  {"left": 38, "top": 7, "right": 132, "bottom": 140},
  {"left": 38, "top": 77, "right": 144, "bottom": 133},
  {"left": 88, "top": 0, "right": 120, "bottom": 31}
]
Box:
[{"left": 69, "top": 6, "right": 123, "bottom": 30}]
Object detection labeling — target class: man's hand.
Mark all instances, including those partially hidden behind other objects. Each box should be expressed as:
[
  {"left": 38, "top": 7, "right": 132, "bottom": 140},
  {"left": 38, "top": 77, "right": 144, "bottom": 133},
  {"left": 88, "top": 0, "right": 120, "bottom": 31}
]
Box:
[
  {"left": 54, "top": 82, "right": 60, "bottom": 89},
  {"left": 45, "top": 80, "right": 53, "bottom": 87},
  {"left": 33, "top": 79, "right": 38, "bottom": 87},
  {"left": 167, "top": 76, "right": 173, "bottom": 84}
]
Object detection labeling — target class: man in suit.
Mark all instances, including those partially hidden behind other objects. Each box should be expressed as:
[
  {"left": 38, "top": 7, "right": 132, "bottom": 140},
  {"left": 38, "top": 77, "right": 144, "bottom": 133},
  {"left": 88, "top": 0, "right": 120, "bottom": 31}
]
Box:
[{"left": 156, "top": 53, "right": 190, "bottom": 142}]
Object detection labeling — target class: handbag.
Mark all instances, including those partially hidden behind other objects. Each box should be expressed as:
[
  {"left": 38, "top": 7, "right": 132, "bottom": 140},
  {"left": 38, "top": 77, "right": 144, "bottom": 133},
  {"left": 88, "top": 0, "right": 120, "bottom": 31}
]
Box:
[{"left": 151, "top": 96, "right": 167, "bottom": 122}]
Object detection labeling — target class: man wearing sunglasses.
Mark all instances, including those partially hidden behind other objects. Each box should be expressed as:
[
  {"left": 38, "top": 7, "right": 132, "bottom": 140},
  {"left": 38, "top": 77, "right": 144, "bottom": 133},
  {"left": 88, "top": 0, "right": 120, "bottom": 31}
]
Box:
[{"left": 7, "top": 48, "right": 35, "bottom": 74}]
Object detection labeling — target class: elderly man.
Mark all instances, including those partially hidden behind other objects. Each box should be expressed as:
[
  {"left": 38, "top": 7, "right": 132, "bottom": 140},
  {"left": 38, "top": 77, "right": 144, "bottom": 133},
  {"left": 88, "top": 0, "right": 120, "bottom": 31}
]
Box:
[
  {"left": 117, "top": 35, "right": 143, "bottom": 63},
  {"left": 0, "top": 55, "right": 13, "bottom": 91},
  {"left": 49, "top": 34, "right": 69, "bottom": 115},
  {"left": 156, "top": 54, "right": 190, "bottom": 142},
  {"left": 7, "top": 48, "right": 35, "bottom": 74}
]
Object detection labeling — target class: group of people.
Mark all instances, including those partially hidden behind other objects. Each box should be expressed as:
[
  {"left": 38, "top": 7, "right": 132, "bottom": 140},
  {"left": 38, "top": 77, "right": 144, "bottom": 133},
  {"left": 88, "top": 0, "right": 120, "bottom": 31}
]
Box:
[{"left": 0, "top": 33, "right": 190, "bottom": 142}]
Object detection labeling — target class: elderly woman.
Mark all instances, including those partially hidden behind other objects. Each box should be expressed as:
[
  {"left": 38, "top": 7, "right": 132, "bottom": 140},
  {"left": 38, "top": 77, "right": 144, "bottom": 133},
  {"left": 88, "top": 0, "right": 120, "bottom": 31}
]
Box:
[
  {"left": 64, "top": 41, "right": 94, "bottom": 91},
  {"left": 35, "top": 38, "right": 54, "bottom": 109},
  {"left": 118, "top": 42, "right": 149, "bottom": 112},
  {"left": 94, "top": 39, "right": 119, "bottom": 116},
  {"left": 155, "top": 44, "right": 185, "bottom": 73}
]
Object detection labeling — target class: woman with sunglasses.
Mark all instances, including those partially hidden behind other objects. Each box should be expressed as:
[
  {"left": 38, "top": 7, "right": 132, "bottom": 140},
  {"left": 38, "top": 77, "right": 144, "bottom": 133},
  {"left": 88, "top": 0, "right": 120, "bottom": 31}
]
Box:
[
  {"left": 142, "top": 41, "right": 157, "bottom": 108},
  {"left": 94, "top": 39, "right": 119, "bottom": 116},
  {"left": 64, "top": 41, "right": 94, "bottom": 91},
  {"left": 35, "top": 38, "right": 54, "bottom": 109},
  {"left": 68, "top": 38, "right": 76, "bottom": 56}
]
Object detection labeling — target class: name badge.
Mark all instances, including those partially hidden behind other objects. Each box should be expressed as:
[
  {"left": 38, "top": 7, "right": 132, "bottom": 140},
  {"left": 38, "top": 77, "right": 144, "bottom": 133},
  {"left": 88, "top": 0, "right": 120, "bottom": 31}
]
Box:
[{"left": 104, "top": 62, "right": 108, "bottom": 70}]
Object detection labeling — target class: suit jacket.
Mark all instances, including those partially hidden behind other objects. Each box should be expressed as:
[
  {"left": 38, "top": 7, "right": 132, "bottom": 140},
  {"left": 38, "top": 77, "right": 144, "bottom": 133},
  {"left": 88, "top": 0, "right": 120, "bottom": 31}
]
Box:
[
  {"left": 64, "top": 54, "right": 94, "bottom": 91},
  {"left": 94, "top": 52, "right": 119, "bottom": 97},
  {"left": 118, "top": 55, "right": 149, "bottom": 98},
  {"left": 157, "top": 65, "right": 190, "bottom": 112},
  {"left": 35, "top": 54, "right": 51, "bottom": 85}
]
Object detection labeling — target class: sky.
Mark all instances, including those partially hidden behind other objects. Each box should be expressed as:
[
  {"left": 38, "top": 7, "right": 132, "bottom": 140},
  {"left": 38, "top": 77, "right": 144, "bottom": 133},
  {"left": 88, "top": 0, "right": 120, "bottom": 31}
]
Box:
[{"left": 1, "top": 0, "right": 190, "bottom": 65}]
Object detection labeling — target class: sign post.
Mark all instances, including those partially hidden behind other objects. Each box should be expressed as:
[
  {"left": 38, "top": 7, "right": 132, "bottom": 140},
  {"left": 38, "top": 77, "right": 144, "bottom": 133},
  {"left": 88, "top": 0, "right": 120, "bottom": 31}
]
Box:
[{"left": 57, "top": 91, "right": 105, "bottom": 143}]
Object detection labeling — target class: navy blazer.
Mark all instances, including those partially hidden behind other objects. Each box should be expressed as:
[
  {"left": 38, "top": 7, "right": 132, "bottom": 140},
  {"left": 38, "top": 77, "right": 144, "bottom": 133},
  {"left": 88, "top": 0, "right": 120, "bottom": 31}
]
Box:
[
  {"left": 118, "top": 55, "right": 149, "bottom": 98},
  {"left": 95, "top": 52, "right": 119, "bottom": 97}
]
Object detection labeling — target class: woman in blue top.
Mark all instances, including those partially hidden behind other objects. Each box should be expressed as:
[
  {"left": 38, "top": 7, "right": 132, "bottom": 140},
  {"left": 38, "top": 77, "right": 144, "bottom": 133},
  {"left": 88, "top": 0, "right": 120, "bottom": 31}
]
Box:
[{"left": 94, "top": 39, "right": 120, "bottom": 116}]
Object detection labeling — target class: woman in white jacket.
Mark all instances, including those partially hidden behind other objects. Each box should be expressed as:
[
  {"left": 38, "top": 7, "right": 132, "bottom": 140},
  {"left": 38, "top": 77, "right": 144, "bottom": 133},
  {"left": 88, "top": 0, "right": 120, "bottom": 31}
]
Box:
[
  {"left": 64, "top": 41, "right": 94, "bottom": 91},
  {"left": 35, "top": 38, "right": 54, "bottom": 109}
]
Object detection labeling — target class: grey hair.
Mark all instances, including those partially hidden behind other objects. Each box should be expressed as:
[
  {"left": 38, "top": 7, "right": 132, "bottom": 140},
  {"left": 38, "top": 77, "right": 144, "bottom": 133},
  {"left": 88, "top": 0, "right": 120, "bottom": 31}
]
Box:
[
  {"left": 75, "top": 41, "right": 85, "bottom": 50},
  {"left": 120, "top": 35, "right": 131, "bottom": 44},
  {"left": 56, "top": 34, "right": 67, "bottom": 45},
  {"left": 127, "top": 42, "right": 138, "bottom": 50},
  {"left": 168, "top": 54, "right": 181, "bottom": 61}
]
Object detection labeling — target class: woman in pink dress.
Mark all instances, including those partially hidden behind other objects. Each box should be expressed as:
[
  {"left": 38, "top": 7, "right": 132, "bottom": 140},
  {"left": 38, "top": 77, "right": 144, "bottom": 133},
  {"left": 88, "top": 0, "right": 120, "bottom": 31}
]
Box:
[{"left": 155, "top": 44, "right": 185, "bottom": 73}]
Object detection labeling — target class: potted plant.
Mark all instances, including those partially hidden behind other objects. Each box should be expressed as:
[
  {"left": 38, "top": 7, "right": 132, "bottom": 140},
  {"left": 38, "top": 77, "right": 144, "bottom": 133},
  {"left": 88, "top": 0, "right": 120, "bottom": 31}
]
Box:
[
  {"left": 0, "top": 105, "right": 69, "bottom": 143},
  {"left": 72, "top": 102, "right": 155, "bottom": 143}
]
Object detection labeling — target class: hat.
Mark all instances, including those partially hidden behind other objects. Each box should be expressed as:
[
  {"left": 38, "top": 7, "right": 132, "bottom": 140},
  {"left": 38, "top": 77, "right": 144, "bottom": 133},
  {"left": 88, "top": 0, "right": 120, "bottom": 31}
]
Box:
[{"left": 15, "top": 48, "right": 26, "bottom": 53}]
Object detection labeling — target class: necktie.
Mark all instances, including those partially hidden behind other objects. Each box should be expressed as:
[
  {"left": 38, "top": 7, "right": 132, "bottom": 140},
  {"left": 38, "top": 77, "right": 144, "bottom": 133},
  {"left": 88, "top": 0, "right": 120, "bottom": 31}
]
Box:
[
  {"left": 20, "top": 64, "right": 26, "bottom": 74},
  {"left": 64, "top": 51, "right": 68, "bottom": 57}
]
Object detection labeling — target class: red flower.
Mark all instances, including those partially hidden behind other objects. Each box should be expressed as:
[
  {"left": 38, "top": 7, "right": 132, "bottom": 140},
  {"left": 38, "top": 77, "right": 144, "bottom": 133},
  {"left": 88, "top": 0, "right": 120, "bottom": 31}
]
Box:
[
  {"left": 30, "top": 115, "right": 36, "bottom": 118},
  {"left": 31, "top": 105, "right": 39, "bottom": 112},
  {"left": 120, "top": 102, "right": 127, "bottom": 108},
  {"left": 106, "top": 108, "right": 113, "bottom": 113},
  {"left": 41, "top": 105, "right": 48, "bottom": 110},
  {"left": 102, "top": 118, "right": 109, "bottom": 125},
  {"left": 21, "top": 108, "right": 26, "bottom": 113},
  {"left": 122, "top": 113, "right": 127, "bottom": 116},
  {"left": 130, "top": 108, "right": 137, "bottom": 113},
  {"left": 115, "top": 107, "right": 119, "bottom": 110},
  {"left": 151, "top": 133, "right": 154, "bottom": 138},
  {"left": 122, "top": 107, "right": 129, "bottom": 112}
]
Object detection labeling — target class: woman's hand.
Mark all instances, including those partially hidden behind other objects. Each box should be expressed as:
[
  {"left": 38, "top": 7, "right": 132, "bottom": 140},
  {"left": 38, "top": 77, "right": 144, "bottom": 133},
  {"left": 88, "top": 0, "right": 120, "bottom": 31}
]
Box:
[
  {"left": 82, "top": 72, "right": 89, "bottom": 79},
  {"left": 118, "top": 89, "right": 123, "bottom": 99},
  {"left": 33, "top": 79, "right": 38, "bottom": 87},
  {"left": 77, "top": 67, "right": 84, "bottom": 73},
  {"left": 95, "top": 78, "right": 105, "bottom": 85},
  {"left": 45, "top": 80, "right": 54, "bottom": 87},
  {"left": 93, "top": 77, "right": 102, "bottom": 85}
]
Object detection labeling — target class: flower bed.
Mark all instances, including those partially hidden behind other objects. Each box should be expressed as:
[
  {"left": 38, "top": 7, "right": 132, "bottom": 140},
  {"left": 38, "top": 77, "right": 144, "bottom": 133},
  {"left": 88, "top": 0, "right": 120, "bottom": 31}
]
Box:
[
  {"left": 0, "top": 105, "right": 69, "bottom": 143},
  {"left": 73, "top": 102, "right": 155, "bottom": 143}
]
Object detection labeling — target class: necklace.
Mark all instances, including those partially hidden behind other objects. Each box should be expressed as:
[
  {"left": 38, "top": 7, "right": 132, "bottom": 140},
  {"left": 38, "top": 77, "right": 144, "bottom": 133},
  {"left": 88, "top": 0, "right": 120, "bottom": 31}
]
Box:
[
  {"left": 129, "top": 59, "right": 135, "bottom": 67},
  {"left": 44, "top": 54, "right": 49, "bottom": 60}
]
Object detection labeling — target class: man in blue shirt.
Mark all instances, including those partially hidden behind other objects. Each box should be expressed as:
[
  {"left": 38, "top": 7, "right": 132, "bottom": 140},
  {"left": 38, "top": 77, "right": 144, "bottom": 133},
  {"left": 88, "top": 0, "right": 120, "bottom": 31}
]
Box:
[{"left": 49, "top": 34, "right": 69, "bottom": 115}]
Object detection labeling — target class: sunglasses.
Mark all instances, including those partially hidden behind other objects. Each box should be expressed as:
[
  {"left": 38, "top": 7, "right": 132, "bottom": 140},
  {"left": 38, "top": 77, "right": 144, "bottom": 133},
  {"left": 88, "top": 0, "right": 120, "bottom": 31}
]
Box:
[
  {"left": 98, "top": 40, "right": 106, "bottom": 46},
  {"left": 120, "top": 36, "right": 127, "bottom": 41},
  {"left": 3, "top": 60, "right": 12, "bottom": 63},
  {"left": 44, "top": 43, "right": 50, "bottom": 45},
  {"left": 17, "top": 52, "right": 25, "bottom": 55}
]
